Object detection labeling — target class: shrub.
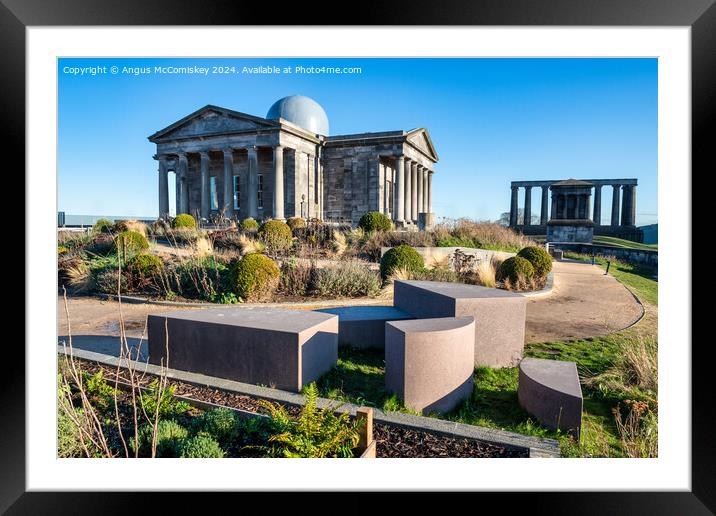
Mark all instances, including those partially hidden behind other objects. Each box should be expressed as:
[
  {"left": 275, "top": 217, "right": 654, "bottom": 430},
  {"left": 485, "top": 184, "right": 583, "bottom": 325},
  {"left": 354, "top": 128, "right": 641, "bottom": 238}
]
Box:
[
  {"left": 57, "top": 376, "right": 84, "bottom": 458},
  {"left": 179, "top": 434, "right": 225, "bottom": 458},
  {"left": 126, "top": 253, "right": 164, "bottom": 277},
  {"left": 517, "top": 246, "right": 552, "bottom": 278},
  {"left": 239, "top": 217, "right": 259, "bottom": 231},
  {"left": 86, "top": 233, "right": 115, "bottom": 256},
  {"left": 92, "top": 218, "right": 114, "bottom": 234},
  {"left": 140, "top": 379, "right": 191, "bottom": 419},
  {"left": 192, "top": 408, "right": 239, "bottom": 446},
  {"left": 358, "top": 211, "right": 392, "bottom": 233},
  {"left": 312, "top": 262, "right": 381, "bottom": 298},
  {"left": 230, "top": 253, "right": 280, "bottom": 302},
  {"left": 113, "top": 219, "right": 148, "bottom": 236},
  {"left": 286, "top": 217, "right": 307, "bottom": 231},
  {"left": 279, "top": 259, "right": 313, "bottom": 297},
  {"left": 258, "top": 220, "right": 293, "bottom": 254},
  {"left": 58, "top": 245, "right": 69, "bottom": 255},
  {"left": 379, "top": 245, "right": 424, "bottom": 279},
  {"left": 92, "top": 268, "right": 128, "bottom": 294},
  {"left": 498, "top": 256, "right": 534, "bottom": 283},
  {"left": 172, "top": 213, "right": 196, "bottom": 229},
  {"left": 131, "top": 420, "right": 189, "bottom": 458},
  {"left": 113, "top": 230, "right": 149, "bottom": 259},
  {"left": 258, "top": 383, "right": 362, "bottom": 458}
]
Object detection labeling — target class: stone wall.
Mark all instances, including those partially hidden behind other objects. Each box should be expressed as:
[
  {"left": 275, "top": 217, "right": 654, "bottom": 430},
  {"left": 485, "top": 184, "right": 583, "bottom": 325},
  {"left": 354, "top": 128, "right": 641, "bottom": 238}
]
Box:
[{"left": 551, "top": 242, "right": 658, "bottom": 268}]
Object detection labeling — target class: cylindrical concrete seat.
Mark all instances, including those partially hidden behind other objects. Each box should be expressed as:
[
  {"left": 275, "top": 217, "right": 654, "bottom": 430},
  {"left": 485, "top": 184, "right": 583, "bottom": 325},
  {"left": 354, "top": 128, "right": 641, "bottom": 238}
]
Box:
[
  {"left": 518, "top": 357, "right": 583, "bottom": 439},
  {"left": 385, "top": 316, "right": 475, "bottom": 414}
]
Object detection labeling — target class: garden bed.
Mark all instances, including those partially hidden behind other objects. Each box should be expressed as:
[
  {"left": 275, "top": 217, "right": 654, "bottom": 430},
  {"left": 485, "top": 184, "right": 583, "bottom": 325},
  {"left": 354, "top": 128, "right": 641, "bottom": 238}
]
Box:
[{"left": 69, "top": 358, "right": 529, "bottom": 458}]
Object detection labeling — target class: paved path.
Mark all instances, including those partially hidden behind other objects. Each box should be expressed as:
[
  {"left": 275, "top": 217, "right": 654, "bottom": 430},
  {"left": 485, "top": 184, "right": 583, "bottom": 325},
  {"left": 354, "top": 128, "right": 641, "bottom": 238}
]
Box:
[{"left": 57, "top": 259, "right": 644, "bottom": 355}]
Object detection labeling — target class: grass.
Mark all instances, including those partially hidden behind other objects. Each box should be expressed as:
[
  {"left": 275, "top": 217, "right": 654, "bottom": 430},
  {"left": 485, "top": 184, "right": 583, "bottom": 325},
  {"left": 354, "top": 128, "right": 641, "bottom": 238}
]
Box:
[
  {"left": 314, "top": 255, "right": 659, "bottom": 458},
  {"left": 592, "top": 235, "right": 658, "bottom": 251}
]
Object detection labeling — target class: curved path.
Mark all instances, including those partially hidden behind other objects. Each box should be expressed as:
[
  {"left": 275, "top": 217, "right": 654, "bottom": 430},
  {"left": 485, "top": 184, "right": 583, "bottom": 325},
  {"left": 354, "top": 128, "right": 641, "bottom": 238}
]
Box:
[{"left": 57, "top": 260, "right": 643, "bottom": 352}]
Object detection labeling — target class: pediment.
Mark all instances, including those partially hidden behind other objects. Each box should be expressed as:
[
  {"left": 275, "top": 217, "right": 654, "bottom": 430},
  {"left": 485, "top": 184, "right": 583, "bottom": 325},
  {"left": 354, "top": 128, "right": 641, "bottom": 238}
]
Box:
[
  {"left": 406, "top": 128, "right": 438, "bottom": 162},
  {"left": 149, "top": 105, "right": 276, "bottom": 142}
]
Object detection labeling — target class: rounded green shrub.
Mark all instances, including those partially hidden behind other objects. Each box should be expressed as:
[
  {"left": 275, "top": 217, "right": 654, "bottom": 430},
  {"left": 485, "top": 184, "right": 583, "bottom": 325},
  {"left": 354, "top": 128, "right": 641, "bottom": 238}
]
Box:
[
  {"left": 379, "top": 244, "right": 424, "bottom": 279},
  {"left": 192, "top": 408, "right": 239, "bottom": 446},
  {"left": 286, "top": 217, "right": 307, "bottom": 232},
  {"left": 499, "top": 256, "right": 535, "bottom": 283},
  {"left": 239, "top": 217, "right": 259, "bottom": 231},
  {"left": 230, "top": 253, "right": 280, "bottom": 302},
  {"left": 358, "top": 211, "right": 393, "bottom": 233},
  {"left": 126, "top": 253, "right": 164, "bottom": 277},
  {"left": 131, "top": 419, "right": 189, "bottom": 457},
  {"left": 86, "top": 233, "right": 115, "bottom": 256},
  {"left": 112, "top": 230, "right": 149, "bottom": 258},
  {"left": 92, "top": 218, "right": 114, "bottom": 234},
  {"left": 172, "top": 213, "right": 196, "bottom": 229},
  {"left": 93, "top": 268, "right": 129, "bottom": 294},
  {"left": 517, "top": 246, "right": 552, "bottom": 278},
  {"left": 179, "top": 433, "right": 225, "bottom": 458},
  {"left": 258, "top": 219, "right": 293, "bottom": 254}
]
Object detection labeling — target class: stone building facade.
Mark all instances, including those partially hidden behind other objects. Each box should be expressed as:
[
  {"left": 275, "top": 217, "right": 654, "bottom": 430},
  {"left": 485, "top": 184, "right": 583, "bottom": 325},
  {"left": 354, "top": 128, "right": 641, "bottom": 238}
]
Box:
[{"left": 149, "top": 95, "right": 438, "bottom": 227}]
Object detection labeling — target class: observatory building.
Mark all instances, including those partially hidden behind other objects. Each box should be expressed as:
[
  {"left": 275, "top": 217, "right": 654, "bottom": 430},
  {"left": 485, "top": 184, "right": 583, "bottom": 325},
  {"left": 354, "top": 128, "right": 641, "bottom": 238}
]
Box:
[{"left": 149, "top": 95, "right": 439, "bottom": 227}]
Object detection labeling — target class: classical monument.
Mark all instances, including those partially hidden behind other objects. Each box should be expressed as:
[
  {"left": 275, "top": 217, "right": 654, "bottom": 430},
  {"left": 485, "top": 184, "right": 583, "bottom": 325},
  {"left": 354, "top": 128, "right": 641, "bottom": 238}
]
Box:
[
  {"left": 508, "top": 178, "right": 642, "bottom": 243},
  {"left": 148, "top": 95, "right": 438, "bottom": 227}
]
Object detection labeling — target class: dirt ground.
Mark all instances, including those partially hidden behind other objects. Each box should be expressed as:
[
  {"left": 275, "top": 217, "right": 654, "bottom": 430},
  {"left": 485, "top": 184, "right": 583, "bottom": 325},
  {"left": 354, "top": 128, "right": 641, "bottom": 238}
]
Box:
[{"left": 57, "top": 260, "right": 643, "bottom": 348}]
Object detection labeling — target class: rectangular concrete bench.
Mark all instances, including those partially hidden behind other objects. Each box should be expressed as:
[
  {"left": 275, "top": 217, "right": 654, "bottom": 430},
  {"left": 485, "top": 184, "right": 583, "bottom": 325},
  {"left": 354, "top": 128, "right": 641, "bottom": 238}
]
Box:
[
  {"left": 314, "top": 305, "right": 414, "bottom": 349},
  {"left": 385, "top": 316, "right": 475, "bottom": 414},
  {"left": 148, "top": 307, "right": 338, "bottom": 392},
  {"left": 518, "top": 357, "right": 583, "bottom": 439},
  {"left": 394, "top": 280, "right": 527, "bottom": 367}
]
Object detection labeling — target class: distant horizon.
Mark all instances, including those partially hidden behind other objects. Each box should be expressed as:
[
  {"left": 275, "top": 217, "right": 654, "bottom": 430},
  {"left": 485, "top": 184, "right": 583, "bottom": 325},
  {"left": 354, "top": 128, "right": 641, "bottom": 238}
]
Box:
[{"left": 59, "top": 57, "right": 658, "bottom": 225}]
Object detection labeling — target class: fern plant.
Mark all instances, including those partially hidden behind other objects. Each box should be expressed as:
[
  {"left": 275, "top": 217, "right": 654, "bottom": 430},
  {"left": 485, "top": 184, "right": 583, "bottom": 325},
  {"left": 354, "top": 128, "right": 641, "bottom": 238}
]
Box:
[{"left": 258, "top": 383, "right": 363, "bottom": 458}]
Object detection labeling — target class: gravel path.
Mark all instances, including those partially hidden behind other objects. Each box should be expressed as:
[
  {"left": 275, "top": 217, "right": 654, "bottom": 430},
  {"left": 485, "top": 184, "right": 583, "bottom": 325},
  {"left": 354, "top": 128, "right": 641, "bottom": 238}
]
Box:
[{"left": 58, "top": 260, "right": 643, "bottom": 347}]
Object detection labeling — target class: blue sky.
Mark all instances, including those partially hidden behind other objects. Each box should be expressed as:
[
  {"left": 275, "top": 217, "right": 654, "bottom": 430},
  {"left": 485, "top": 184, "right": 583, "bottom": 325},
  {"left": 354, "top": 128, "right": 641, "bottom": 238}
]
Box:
[{"left": 58, "top": 57, "right": 657, "bottom": 225}]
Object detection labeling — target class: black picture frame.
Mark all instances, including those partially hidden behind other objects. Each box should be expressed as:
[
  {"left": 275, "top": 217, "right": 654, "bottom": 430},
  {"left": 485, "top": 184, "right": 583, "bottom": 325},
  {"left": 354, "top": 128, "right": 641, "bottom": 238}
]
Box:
[{"left": 5, "top": 0, "right": 710, "bottom": 512}]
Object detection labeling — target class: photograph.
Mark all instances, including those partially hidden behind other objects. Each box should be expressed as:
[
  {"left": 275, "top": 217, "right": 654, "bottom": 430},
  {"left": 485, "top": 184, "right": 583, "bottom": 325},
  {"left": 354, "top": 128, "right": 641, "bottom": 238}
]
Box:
[{"left": 56, "top": 56, "right": 659, "bottom": 460}]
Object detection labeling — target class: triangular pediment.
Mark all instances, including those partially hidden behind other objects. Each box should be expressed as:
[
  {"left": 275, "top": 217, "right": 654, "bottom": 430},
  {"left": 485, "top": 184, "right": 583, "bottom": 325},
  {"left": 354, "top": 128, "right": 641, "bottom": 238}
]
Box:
[
  {"left": 406, "top": 128, "right": 439, "bottom": 162},
  {"left": 148, "top": 105, "right": 276, "bottom": 141}
]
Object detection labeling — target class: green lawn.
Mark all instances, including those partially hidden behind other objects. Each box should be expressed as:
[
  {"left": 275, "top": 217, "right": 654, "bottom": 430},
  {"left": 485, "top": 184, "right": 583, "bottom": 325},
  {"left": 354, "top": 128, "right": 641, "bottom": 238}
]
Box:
[
  {"left": 592, "top": 235, "right": 658, "bottom": 251},
  {"left": 315, "top": 261, "right": 659, "bottom": 458}
]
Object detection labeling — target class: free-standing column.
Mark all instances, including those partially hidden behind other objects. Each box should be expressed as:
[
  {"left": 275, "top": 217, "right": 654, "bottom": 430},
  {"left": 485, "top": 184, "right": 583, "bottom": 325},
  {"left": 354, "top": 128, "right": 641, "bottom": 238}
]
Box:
[
  {"left": 394, "top": 156, "right": 405, "bottom": 224},
  {"left": 158, "top": 157, "right": 169, "bottom": 219},
  {"left": 222, "top": 149, "right": 234, "bottom": 219},
  {"left": 273, "top": 145, "right": 284, "bottom": 220},
  {"left": 550, "top": 191, "right": 557, "bottom": 220},
  {"left": 178, "top": 153, "right": 189, "bottom": 214},
  {"left": 593, "top": 185, "right": 602, "bottom": 225},
  {"left": 247, "top": 146, "right": 258, "bottom": 219},
  {"left": 383, "top": 163, "right": 391, "bottom": 217},
  {"left": 540, "top": 186, "right": 549, "bottom": 225},
  {"left": 416, "top": 164, "right": 424, "bottom": 216},
  {"left": 199, "top": 152, "right": 210, "bottom": 220},
  {"left": 510, "top": 186, "right": 519, "bottom": 226},
  {"left": 427, "top": 171, "right": 433, "bottom": 213},
  {"left": 315, "top": 148, "right": 322, "bottom": 219},
  {"left": 410, "top": 161, "right": 418, "bottom": 221},
  {"left": 611, "top": 184, "right": 621, "bottom": 226},
  {"left": 523, "top": 186, "right": 532, "bottom": 226},
  {"left": 403, "top": 158, "right": 412, "bottom": 223},
  {"left": 422, "top": 168, "right": 429, "bottom": 213},
  {"left": 621, "top": 185, "right": 636, "bottom": 226},
  {"left": 627, "top": 185, "right": 637, "bottom": 226}
]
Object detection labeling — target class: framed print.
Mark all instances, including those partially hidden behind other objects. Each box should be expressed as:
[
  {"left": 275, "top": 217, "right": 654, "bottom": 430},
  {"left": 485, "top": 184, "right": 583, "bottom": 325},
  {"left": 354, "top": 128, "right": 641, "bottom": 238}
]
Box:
[{"left": 5, "top": 0, "right": 712, "bottom": 512}]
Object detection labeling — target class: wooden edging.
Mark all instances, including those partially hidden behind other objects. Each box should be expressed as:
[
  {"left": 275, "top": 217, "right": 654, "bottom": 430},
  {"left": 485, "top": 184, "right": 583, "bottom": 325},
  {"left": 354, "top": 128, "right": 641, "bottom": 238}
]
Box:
[{"left": 59, "top": 345, "right": 560, "bottom": 458}]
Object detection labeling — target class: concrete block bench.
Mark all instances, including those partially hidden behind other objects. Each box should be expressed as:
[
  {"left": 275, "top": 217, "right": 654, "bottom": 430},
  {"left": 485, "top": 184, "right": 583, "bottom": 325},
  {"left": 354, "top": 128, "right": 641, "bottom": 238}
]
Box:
[
  {"left": 385, "top": 316, "right": 475, "bottom": 414},
  {"left": 518, "top": 357, "right": 583, "bottom": 439},
  {"left": 148, "top": 307, "right": 338, "bottom": 392},
  {"left": 394, "top": 280, "right": 527, "bottom": 367},
  {"left": 314, "top": 305, "right": 414, "bottom": 349}
]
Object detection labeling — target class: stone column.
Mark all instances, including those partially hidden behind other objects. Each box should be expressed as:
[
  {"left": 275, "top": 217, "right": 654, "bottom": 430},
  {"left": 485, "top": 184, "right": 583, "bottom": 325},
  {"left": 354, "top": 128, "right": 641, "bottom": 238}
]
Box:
[
  {"left": 394, "top": 157, "right": 404, "bottom": 223},
  {"left": 416, "top": 164, "right": 424, "bottom": 216},
  {"left": 593, "top": 185, "right": 602, "bottom": 225},
  {"left": 383, "top": 163, "right": 391, "bottom": 217},
  {"left": 428, "top": 171, "right": 433, "bottom": 213},
  {"left": 621, "top": 185, "right": 635, "bottom": 226},
  {"left": 403, "top": 158, "right": 412, "bottom": 223},
  {"left": 273, "top": 145, "right": 285, "bottom": 220},
  {"left": 422, "top": 168, "right": 429, "bottom": 213},
  {"left": 178, "top": 153, "right": 189, "bottom": 214},
  {"left": 523, "top": 186, "right": 532, "bottom": 226},
  {"left": 222, "top": 149, "right": 234, "bottom": 219},
  {"left": 199, "top": 151, "right": 210, "bottom": 220},
  {"left": 550, "top": 191, "right": 557, "bottom": 220},
  {"left": 611, "top": 184, "right": 621, "bottom": 226},
  {"left": 158, "top": 157, "right": 169, "bottom": 219},
  {"left": 315, "top": 148, "right": 322, "bottom": 219},
  {"left": 540, "top": 186, "right": 549, "bottom": 225},
  {"left": 510, "top": 186, "right": 519, "bottom": 226},
  {"left": 627, "top": 185, "right": 637, "bottom": 226},
  {"left": 247, "top": 146, "right": 258, "bottom": 218},
  {"left": 174, "top": 165, "right": 181, "bottom": 217},
  {"left": 411, "top": 161, "right": 418, "bottom": 221}
]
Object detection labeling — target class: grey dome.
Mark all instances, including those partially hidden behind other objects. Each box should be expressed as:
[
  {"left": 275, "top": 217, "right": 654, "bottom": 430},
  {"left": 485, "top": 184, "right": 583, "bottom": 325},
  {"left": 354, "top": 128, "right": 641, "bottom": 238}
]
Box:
[{"left": 266, "top": 95, "right": 329, "bottom": 135}]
